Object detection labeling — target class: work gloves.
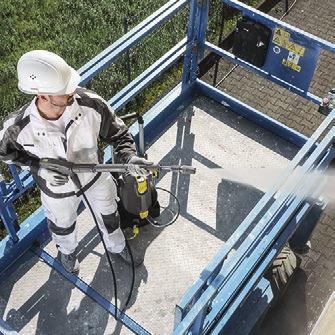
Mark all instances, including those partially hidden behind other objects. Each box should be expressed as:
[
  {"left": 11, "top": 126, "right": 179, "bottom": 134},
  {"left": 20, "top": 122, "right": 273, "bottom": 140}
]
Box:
[
  {"left": 127, "top": 156, "right": 153, "bottom": 177},
  {"left": 38, "top": 168, "right": 69, "bottom": 186}
]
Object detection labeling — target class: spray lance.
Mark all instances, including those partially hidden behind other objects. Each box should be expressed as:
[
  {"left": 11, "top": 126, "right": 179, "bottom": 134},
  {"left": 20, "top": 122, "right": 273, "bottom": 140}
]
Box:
[
  {"left": 38, "top": 158, "right": 196, "bottom": 176},
  {"left": 38, "top": 157, "right": 195, "bottom": 225}
]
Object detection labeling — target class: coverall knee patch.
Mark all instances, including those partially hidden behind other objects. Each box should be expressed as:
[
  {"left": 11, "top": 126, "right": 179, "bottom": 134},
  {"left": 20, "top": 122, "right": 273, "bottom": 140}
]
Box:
[
  {"left": 47, "top": 218, "right": 76, "bottom": 236},
  {"left": 102, "top": 212, "right": 120, "bottom": 234}
]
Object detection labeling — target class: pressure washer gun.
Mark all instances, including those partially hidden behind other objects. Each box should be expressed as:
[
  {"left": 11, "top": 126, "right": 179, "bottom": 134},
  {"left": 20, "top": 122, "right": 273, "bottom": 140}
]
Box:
[
  {"left": 39, "top": 110, "right": 196, "bottom": 176},
  {"left": 38, "top": 158, "right": 196, "bottom": 176}
]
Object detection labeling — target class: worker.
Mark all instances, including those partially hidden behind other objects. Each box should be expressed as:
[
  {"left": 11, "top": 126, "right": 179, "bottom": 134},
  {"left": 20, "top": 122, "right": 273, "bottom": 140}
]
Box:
[{"left": 0, "top": 50, "right": 151, "bottom": 273}]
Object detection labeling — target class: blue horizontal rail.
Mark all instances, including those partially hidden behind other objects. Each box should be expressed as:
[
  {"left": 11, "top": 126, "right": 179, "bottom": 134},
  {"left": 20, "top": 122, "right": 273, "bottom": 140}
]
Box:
[
  {"left": 78, "top": 0, "right": 189, "bottom": 85},
  {"left": 196, "top": 79, "right": 308, "bottom": 147},
  {"left": 110, "top": 38, "right": 187, "bottom": 111},
  {"left": 1, "top": 171, "right": 33, "bottom": 203},
  {"left": 204, "top": 42, "right": 321, "bottom": 105},
  {"left": 222, "top": 0, "right": 335, "bottom": 53},
  {"left": 204, "top": 145, "right": 333, "bottom": 333},
  {"left": 174, "top": 125, "right": 335, "bottom": 334},
  {"left": 209, "top": 150, "right": 333, "bottom": 334}
]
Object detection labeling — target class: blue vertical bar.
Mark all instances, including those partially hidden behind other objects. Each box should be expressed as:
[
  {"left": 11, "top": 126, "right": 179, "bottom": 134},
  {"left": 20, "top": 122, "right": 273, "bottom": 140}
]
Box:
[
  {"left": 0, "top": 197, "right": 19, "bottom": 243},
  {"left": 0, "top": 175, "right": 19, "bottom": 242},
  {"left": 182, "top": 0, "right": 209, "bottom": 86},
  {"left": 8, "top": 165, "right": 23, "bottom": 192},
  {"left": 189, "top": 0, "right": 209, "bottom": 82},
  {"left": 182, "top": 0, "right": 198, "bottom": 86}
]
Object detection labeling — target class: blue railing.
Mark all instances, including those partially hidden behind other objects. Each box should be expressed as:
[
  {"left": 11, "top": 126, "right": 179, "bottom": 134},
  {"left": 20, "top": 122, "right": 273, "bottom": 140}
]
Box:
[
  {"left": 173, "top": 0, "right": 335, "bottom": 333},
  {"left": 1, "top": 0, "right": 335, "bottom": 334}
]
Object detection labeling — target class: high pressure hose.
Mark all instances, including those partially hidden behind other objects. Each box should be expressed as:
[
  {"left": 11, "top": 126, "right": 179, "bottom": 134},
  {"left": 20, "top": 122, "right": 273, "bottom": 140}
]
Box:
[
  {"left": 147, "top": 186, "right": 181, "bottom": 228},
  {"left": 72, "top": 174, "right": 136, "bottom": 319},
  {"left": 123, "top": 238, "right": 135, "bottom": 311}
]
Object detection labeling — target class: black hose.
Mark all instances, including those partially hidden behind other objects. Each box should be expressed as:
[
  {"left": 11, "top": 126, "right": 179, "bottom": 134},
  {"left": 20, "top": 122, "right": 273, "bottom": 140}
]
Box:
[
  {"left": 72, "top": 174, "right": 120, "bottom": 319},
  {"left": 122, "top": 238, "right": 135, "bottom": 311},
  {"left": 148, "top": 187, "right": 180, "bottom": 228}
]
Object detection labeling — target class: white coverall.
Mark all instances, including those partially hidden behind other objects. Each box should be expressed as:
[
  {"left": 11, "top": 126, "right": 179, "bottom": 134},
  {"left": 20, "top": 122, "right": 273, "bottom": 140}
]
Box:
[{"left": 0, "top": 88, "right": 137, "bottom": 254}]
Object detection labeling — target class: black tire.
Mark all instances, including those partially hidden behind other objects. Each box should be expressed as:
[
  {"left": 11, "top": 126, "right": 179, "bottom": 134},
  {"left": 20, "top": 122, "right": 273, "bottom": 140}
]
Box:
[{"left": 265, "top": 245, "right": 300, "bottom": 306}]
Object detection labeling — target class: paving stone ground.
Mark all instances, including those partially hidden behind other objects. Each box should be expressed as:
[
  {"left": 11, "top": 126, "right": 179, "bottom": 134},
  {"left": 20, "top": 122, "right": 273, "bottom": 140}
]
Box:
[{"left": 202, "top": 0, "right": 335, "bottom": 334}]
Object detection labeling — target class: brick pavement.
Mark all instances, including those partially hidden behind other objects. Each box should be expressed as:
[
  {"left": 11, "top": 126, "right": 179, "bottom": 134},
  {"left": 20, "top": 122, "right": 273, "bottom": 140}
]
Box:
[{"left": 202, "top": 0, "right": 335, "bottom": 334}]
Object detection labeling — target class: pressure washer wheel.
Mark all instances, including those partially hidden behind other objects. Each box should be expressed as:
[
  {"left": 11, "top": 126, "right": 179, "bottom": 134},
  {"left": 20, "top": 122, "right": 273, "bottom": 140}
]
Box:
[{"left": 265, "top": 245, "right": 300, "bottom": 307}]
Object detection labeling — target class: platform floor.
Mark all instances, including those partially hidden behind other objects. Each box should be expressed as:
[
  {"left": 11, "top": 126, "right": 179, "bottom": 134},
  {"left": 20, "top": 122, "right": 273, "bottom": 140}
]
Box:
[
  {"left": 310, "top": 292, "right": 335, "bottom": 335},
  {"left": 0, "top": 96, "right": 298, "bottom": 335}
]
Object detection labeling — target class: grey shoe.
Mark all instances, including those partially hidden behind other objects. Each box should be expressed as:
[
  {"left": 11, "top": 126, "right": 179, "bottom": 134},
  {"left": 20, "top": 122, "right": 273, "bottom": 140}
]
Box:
[
  {"left": 291, "top": 241, "right": 311, "bottom": 255},
  {"left": 60, "top": 251, "right": 80, "bottom": 274},
  {"left": 118, "top": 245, "right": 143, "bottom": 268}
]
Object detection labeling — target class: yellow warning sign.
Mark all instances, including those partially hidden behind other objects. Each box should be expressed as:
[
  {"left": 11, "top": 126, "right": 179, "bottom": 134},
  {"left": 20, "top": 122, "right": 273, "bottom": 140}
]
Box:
[
  {"left": 287, "top": 42, "right": 305, "bottom": 56},
  {"left": 282, "top": 58, "right": 301, "bottom": 72},
  {"left": 272, "top": 35, "right": 282, "bottom": 46},
  {"left": 272, "top": 27, "right": 305, "bottom": 56}
]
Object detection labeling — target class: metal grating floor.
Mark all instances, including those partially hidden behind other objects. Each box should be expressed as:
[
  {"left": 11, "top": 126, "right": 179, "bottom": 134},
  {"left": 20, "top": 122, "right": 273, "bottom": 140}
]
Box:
[{"left": 0, "top": 96, "right": 298, "bottom": 335}]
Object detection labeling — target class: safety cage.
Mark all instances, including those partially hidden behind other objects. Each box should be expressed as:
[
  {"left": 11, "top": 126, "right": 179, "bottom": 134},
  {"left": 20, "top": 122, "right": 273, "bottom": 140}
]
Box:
[{"left": 0, "top": 0, "right": 335, "bottom": 334}]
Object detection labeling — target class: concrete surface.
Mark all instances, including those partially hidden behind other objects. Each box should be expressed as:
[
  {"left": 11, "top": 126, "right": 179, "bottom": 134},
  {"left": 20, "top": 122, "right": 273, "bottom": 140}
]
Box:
[
  {"left": 310, "top": 292, "right": 335, "bottom": 335},
  {"left": 0, "top": 97, "right": 298, "bottom": 334}
]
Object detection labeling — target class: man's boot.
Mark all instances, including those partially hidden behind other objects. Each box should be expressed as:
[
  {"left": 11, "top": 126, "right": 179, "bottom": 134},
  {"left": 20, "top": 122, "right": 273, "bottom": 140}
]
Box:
[{"left": 60, "top": 251, "right": 80, "bottom": 274}]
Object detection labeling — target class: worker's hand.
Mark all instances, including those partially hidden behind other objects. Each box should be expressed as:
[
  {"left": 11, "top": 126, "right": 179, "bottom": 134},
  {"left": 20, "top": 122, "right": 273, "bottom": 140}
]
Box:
[
  {"left": 38, "top": 168, "right": 69, "bottom": 186},
  {"left": 127, "top": 156, "right": 153, "bottom": 177}
]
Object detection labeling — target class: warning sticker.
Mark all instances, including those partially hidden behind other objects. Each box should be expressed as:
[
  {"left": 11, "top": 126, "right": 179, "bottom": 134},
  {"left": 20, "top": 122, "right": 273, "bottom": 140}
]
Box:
[
  {"left": 272, "top": 28, "right": 305, "bottom": 56},
  {"left": 274, "top": 28, "right": 290, "bottom": 41},
  {"left": 282, "top": 58, "right": 301, "bottom": 72},
  {"left": 287, "top": 51, "right": 300, "bottom": 64},
  {"left": 272, "top": 35, "right": 281, "bottom": 46},
  {"left": 287, "top": 42, "right": 305, "bottom": 56}
]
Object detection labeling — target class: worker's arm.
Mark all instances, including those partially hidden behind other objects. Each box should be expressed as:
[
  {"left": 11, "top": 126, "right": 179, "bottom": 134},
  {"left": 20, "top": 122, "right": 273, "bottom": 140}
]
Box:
[
  {"left": 0, "top": 106, "right": 39, "bottom": 168},
  {"left": 77, "top": 88, "right": 137, "bottom": 163}
]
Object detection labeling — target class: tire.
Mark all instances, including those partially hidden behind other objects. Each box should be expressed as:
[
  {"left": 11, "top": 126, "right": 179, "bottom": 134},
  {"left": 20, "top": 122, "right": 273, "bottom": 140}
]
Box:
[{"left": 265, "top": 245, "right": 300, "bottom": 306}]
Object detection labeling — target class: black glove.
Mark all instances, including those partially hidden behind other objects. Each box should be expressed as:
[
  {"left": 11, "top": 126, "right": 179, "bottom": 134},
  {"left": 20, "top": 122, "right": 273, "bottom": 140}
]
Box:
[
  {"left": 127, "top": 156, "right": 153, "bottom": 177},
  {"left": 38, "top": 168, "right": 69, "bottom": 186}
]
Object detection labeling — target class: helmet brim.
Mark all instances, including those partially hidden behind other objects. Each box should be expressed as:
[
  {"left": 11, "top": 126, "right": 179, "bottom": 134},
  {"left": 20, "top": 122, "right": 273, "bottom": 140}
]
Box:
[
  {"left": 64, "top": 67, "right": 81, "bottom": 95},
  {"left": 18, "top": 66, "right": 81, "bottom": 96}
]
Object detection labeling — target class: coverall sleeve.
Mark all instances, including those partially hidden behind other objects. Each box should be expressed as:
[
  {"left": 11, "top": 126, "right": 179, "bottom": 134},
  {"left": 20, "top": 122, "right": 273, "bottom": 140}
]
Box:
[
  {"left": 78, "top": 89, "right": 137, "bottom": 163},
  {"left": 0, "top": 109, "right": 38, "bottom": 167},
  {"left": 99, "top": 104, "right": 137, "bottom": 163}
]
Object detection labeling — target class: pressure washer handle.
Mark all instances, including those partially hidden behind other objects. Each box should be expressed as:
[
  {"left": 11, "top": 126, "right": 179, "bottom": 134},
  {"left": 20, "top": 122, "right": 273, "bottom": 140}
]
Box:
[
  {"left": 39, "top": 158, "right": 75, "bottom": 176},
  {"left": 38, "top": 158, "right": 196, "bottom": 175}
]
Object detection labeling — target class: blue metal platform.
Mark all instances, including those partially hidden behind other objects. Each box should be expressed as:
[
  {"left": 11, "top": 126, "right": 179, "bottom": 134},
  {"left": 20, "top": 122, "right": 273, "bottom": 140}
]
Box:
[{"left": 1, "top": 1, "right": 335, "bottom": 334}]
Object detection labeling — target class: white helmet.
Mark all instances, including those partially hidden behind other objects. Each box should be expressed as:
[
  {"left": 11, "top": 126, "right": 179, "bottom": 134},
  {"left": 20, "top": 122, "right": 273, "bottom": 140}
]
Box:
[{"left": 17, "top": 50, "right": 81, "bottom": 95}]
